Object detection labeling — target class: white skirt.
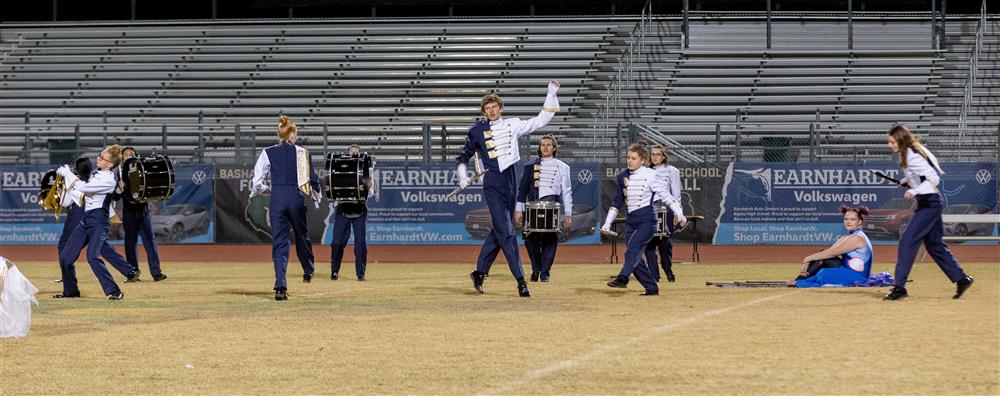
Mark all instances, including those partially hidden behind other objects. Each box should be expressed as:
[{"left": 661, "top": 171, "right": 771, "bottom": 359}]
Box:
[{"left": 1, "top": 257, "right": 39, "bottom": 339}]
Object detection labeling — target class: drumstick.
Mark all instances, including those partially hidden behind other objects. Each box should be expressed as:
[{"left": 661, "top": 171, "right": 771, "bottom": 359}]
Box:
[
  {"left": 600, "top": 229, "right": 619, "bottom": 237},
  {"left": 874, "top": 171, "right": 907, "bottom": 189},
  {"left": 447, "top": 152, "right": 485, "bottom": 199}
]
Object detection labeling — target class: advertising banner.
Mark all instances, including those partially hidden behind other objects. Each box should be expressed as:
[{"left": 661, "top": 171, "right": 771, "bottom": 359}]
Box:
[
  {"left": 714, "top": 162, "right": 998, "bottom": 245},
  {"left": 600, "top": 162, "right": 727, "bottom": 243},
  {"left": 215, "top": 161, "right": 601, "bottom": 245},
  {"left": 1, "top": 163, "right": 215, "bottom": 244}
]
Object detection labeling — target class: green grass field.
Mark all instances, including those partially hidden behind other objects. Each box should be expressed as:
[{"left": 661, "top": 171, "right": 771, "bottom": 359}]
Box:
[{"left": 2, "top": 260, "right": 997, "bottom": 395}]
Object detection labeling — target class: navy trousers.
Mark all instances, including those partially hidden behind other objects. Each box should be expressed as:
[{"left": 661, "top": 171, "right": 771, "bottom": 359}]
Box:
[
  {"left": 123, "top": 205, "right": 162, "bottom": 276},
  {"left": 270, "top": 187, "right": 315, "bottom": 290},
  {"left": 525, "top": 232, "right": 558, "bottom": 277},
  {"left": 644, "top": 210, "right": 675, "bottom": 280},
  {"left": 330, "top": 211, "right": 367, "bottom": 279},
  {"left": 893, "top": 194, "right": 967, "bottom": 287},
  {"left": 59, "top": 208, "right": 133, "bottom": 296},
  {"left": 475, "top": 168, "right": 524, "bottom": 279},
  {"left": 619, "top": 206, "right": 658, "bottom": 293}
]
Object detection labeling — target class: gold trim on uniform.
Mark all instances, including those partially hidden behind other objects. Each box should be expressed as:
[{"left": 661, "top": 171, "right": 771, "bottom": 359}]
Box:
[
  {"left": 488, "top": 150, "right": 498, "bottom": 159},
  {"left": 483, "top": 130, "right": 493, "bottom": 138},
  {"left": 485, "top": 140, "right": 496, "bottom": 149}
]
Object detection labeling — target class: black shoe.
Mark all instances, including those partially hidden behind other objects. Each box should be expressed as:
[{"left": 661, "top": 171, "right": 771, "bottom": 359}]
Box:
[
  {"left": 641, "top": 290, "right": 659, "bottom": 296},
  {"left": 303, "top": 273, "right": 313, "bottom": 283},
  {"left": 357, "top": 276, "right": 366, "bottom": 282},
  {"left": 53, "top": 292, "right": 80, "bottom": 299},
  {"left": 954, "top": 276, "right": 974, "bottom": 299},
  {"left": 274, "top": 288, "right": 288, "bottom": 301},
  {"left": 330, "top": 271, "right": 339, "bottom": 281},
  {"left": 152, "top": 273, "right": 167, "bottom": 282},
  {"left": 540, "top": 275, "right": 550, "bottom": 283},
  {"left": 530, "top": 272, "right": 539, "bottom": 282},
  {"left": 666, "top": 271, "right": 676, "bottom": 283},
  {"left": 517, "top": 282, "right": 531, "bottom": 298},
  {"left": 607, "top": 275, "right": 629, "bottom": 288},
  {"left": 883, "top": 286, "right": 908, "bottom": 301},
  {"left": 107, "top": 291, "right": 124, "bottom": 300},
  {"left": 470, "top": 271, "right": 486, "bottom": 294},
  {"left": 125, "top": 272, "right": 142, "bottom": 283}
]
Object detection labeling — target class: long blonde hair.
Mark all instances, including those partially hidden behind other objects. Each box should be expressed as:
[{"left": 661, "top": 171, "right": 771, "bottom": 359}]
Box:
[
  {"left": 278, "top": 115, "right": 297, "bottom": 141},
  {"left": 104, "top": 144, "right": 124, "bottom": 168},
  {"left": 887, "top": 123, "right": 927, "bottom": 168}
]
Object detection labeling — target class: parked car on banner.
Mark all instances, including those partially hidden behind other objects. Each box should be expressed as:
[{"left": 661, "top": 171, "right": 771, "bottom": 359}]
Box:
[
  {"left": 865, "top": 198, "right": 916, "bottom": 240},
  {"left": 153, "top": 204, "right": 211, "bottom": 242},
  {"left": 943, "top": 204, "right": 995, "bottom": 238},
  {"left": 464, "top": 203, "right": 597, "bottom": 242}
]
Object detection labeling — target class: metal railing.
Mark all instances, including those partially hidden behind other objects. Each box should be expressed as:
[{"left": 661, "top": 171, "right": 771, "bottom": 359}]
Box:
[{"left": 957, "top": 0, "right": 988, "bottom": 159}]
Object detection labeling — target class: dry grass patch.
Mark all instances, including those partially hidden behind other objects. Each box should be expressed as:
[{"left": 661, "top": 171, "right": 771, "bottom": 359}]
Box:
[{"left": 1, "top": 260, "right": 997, "bottom": 395}]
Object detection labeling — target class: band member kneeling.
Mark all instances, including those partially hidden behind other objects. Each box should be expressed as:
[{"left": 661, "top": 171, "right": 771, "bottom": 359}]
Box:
[
  {"left": 601, "top": 142, "right": 686, "bottom": 296},
  {"left": 251, "top": 115, "right": 321, "bottom": 301},
  {"left": 514, "top": 135, "right": 572, "bottom": 283}
]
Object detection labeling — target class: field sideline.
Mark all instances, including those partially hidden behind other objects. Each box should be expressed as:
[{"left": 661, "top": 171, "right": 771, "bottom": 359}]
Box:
[{"left": 1, "top": 260, "right": 998, "bottom": 395}]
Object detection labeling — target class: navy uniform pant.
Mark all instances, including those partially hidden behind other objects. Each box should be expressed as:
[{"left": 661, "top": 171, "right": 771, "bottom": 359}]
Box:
[
  {"left": 893, "top": 194, "right": 967, "bottom": 287},
  {"left": 123, "top": 206, "right": 162, "bottom": 276},
  {"left": 644, "top": 210, "right": 675, "bottom": 280},
  {"left": 525, "top": 232, "right": 558, "bottom": 277},
  {"left": 330, "top": 212, "right": 367, "bottom": 279},
  {"left": 476, "top": 168, "right": 524, "bottom": 279},
  {"left": 59, "top": 208, "right": 133, "bottom": 296},
  {"left": 270, "top": 187, "right": 315, "bottom": 290},
  {"left": 619, "top": 206, "right": 658, "bottom": 293}
]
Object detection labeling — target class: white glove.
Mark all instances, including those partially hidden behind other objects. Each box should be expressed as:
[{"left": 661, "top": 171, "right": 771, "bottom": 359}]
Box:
[
  {"left": 601, "top": 224, "right": 611, "bottom": 233},
  {"left": 56, "top": 164, "right": 72, "bottom": 177},
  {"left": 457, "top": 163, "right": 470, "bottom": 189},
  {"left": 603, "top": 208, "right": 618, "bottom": 230}
]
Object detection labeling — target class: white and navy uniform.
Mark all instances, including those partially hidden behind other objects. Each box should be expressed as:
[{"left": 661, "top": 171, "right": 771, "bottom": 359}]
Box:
[
  {"left": 115, "top": 164, "right": 163, "bottom": 278},
  {"left": 56, "top": 166, "right": 135, "bottom": 297},
  {"left": 456, "top": 82, "right": 559, "bottom": 279},
  {"left": 892, "top": 146, "right": 968, "bottom": 287},
  {"left": 644, "top": 163, "right": 682, "bottom": 280},
  {"left": 330, "top": 160, "right": 376, "bottom": 280},
  {"left": 604, "top": 167, "right": 685, "bottom": 294},
  {"left": 252, "top": 141, "right": 320, "bottom": 291},
  {"left": 515, "top": 157, "right": 572, "bottom": 280}
]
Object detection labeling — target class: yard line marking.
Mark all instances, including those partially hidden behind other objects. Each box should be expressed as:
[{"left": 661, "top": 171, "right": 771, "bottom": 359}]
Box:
[{"left": 475, "top": 291, "right": 798, "bottom": 396}]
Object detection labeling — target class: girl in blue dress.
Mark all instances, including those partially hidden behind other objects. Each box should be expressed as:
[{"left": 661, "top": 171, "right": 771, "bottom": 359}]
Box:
[{"left": 795, "top": 205, "right": 873, "bottom": 288}]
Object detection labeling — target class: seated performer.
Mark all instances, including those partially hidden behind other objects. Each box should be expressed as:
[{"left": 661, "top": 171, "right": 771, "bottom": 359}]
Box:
[
  {"left": 794, "top": 205, "right": 873, "bottom": 288},
  {"left": 330, "top": 144, "right": 375, "bottom": 281},
  {"left": 602, "top": 141, "right": 686, "bottom": 296},
  {"left": 250, "top": 115, "right": 321, "bottom": 301},
  {"left": 514, "top": 135, "right": 572, "bottom": 283}
]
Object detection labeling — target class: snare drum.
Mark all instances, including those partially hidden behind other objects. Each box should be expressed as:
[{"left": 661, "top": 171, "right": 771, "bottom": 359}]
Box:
[
  {"left": 122, "top": 155, "right": 175, "bottom": 204},
  {"left": 325, "top": 152, "right": 372, "bottom": 202},
  {"left": 523, "top": 201, "right": 562, "bottom": 234},
  {"left": 654, "top": 204, "right": 671, "bottom": 237}
]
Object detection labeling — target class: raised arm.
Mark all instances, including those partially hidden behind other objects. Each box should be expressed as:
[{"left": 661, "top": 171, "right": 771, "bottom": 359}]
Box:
[{"left": 512, "top": 81, "right": 561, "bottom": 139}]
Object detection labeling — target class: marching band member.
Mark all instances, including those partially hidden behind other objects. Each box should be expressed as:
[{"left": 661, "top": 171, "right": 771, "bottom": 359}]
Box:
[
  {"left": 602, "top": 142, "right": 686, "bottom": 296},
  {"left": 250, "top": 115, "right": 321, "bottom": 301},
  {"left": 330, "top": 144, "right": 375, "bottom": 281},
  {"left": 883, "top": 124, "right": 974, "bottom": 301},
  {"left": 54, "top": 145, "right": 137, "bottom": 300},
  {"left": 514, "top": 135, "right": 572, "bottom": 283},
  {"left": 456, "top": 80, "right": 560, "bottom": 297},
  {"left": 794, "top": 205, "right": 873, "bottom": 288},
  {"left": 56, "top": 157, "right": 94, "bottom": 256},
  {"left": 644, "top": 145, "right": 682, "bottom": 282},
  {"left": 116, "top": 147, "right": 167, "bottom": 282}
]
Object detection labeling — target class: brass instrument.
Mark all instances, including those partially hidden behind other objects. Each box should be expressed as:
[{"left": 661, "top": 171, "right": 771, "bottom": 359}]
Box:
[{"left": 38, "top": 170, "right": 68, "bottom": 220}]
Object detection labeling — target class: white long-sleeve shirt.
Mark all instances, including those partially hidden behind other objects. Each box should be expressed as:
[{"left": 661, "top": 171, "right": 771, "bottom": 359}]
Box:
[
  {"left": 516, "top": 157, "right": 573, "bottom": 217},
  {"left": 901, "top": 147, "right": 943, "bottom": 196},
  {"left": 652, "top": 164, "right": 682, "bottom": 205},
  {"left": 58, "top": 167, "right": 116, "bottom": 212}
]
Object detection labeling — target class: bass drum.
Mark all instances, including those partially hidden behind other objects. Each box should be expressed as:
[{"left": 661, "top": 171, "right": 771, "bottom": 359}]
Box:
[
  {"left": 122, "top": 155, "right": 176, "bottom": 204},
  {"left": 325, "top": 152, "right": 372, "bottom": 202}
]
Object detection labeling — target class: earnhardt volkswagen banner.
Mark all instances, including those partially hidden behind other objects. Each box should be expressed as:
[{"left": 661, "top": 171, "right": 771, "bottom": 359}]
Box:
[{"left": 715, "top": 162, "right": 998, "bottom": 245}]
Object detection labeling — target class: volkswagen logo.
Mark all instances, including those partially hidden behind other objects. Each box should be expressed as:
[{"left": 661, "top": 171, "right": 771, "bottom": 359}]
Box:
[
  {"left": 191, "top": 170, "right": 208, "bottom": 185},
  {"left": 975, "top": 169, "right": 992, "bottom": 185},
  {"left": 577, "top": 169, "right": 593, "bottom": 184}
]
